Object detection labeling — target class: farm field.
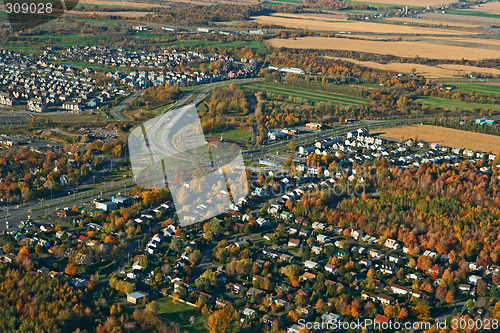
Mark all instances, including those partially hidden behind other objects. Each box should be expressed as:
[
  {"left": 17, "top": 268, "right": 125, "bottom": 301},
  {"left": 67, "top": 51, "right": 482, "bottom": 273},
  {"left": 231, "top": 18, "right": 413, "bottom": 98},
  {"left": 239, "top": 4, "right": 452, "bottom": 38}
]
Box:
[
  {"left": 327, "top": 57, "right": 461, "bottom": 78},
  {"left": 328, "top": 56, "right": 500, "bottom": 78},
  {"left": 381, "top": 16, "right": 482, "bottom": 28},
  {"left": 251, "top": 13, "right": 476, "bottom": 35},
  {"left": 374, "top": 124, "right": 500, "bottom": 153},
  {"left": 445, "top": 9, "right": 500, "bottom": 19},
  {"left": 241, "top": 82, "right": 368, "bottom": 105},
  {"left": 437, "top": 64, "right": 500, "bottom": 77},
  {"left": 350, "top": 0, "right": 444, "bottom": 6},
  {"left": 73, "top": 10, "right": 154, "bottom": 17},
  {"left": 416, "top": 96, "right": 500, "bottom": 112},
  {"left": 445, "top": 83, "right": 500, "bottom": 96},
  {"left": 267, "top": 37, "right": 500, "bottom": 60},
  {"left": 77, "top": 0, "right": 164, "bottom": 8},
  {"left": 422, "top": 12, "right": 500, "bottom": 26},
  {"left": 469, "top": 1, "right": 500, "bottom": 14}
]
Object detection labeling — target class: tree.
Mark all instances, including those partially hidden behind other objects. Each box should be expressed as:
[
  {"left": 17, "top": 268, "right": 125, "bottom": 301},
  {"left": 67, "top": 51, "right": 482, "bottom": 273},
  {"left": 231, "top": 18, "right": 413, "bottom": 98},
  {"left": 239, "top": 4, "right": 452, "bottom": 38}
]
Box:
[
  {"left": 65, "top": 263, "right": 78, "bottom": 276},
  {"left": 445, "top": 290, "right": 454, "bottom": 304},
  {"left": 466, "top": 299, "right": 474, "bottom": 313},
  {"left": 207, "top": 305, "right": 236, "bottom": 333},
  {"left": 412, "top": 301, "right": 431, "bottom": 321},
  {"left": 145, "top": 301, "right": 158, "bottom": 314},
  {"left": 477, "top": 279, "right": 488, "bottom": 296},
  {"left": 3, "top": 243, "right": 14, "bottom": 254}
]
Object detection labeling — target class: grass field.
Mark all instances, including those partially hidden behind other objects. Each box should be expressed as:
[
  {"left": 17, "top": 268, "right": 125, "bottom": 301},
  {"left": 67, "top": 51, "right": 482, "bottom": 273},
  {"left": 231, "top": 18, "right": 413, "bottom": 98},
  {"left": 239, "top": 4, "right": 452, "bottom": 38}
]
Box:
[
  {"left": 18, "top": 33, "right": 110, "bottom": 47},
  {"left": 445, "top": 9, "right": 500, "bottom": 20},
  {"left": 167, "top": 39, "right": 267, "bottom": 51},
  {"left": 241, "top": 82, "right": 368, "bottom": 105},
  {"left": 446, "top": 83, "right": 500, "bottom": 96},
  {"left": 207, "top": 129, "right": 252, "bottom": 141},
  {"left": 374, "top": 124, "right": 500, "bottom": 153},
  {"left": 0, "top": 129, "right": 25, "bottom": 135},
  {"left": 416, "top": 96, "right": 500, "bottom": 111},
  {"left": 157, "top": 298, "right": 208, "bottom": 333}
]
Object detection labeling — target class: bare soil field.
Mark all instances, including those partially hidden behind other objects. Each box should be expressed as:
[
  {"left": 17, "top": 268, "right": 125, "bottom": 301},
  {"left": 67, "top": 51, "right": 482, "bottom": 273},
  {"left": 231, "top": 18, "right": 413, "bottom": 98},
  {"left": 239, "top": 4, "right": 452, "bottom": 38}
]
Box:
[
  {"left": 351, "top": 0, "right": 444, "bottom": 6},
  {"left": 267, "top": 37, "right": 500, "bottom": 60},
  {"left": 437, "top": 64, "right": 500, "bottom": 76},
  {"left": 327, "top": 57, "right": 464, "bottom": 78},
  {"left": 374, "top": 125, "right": 500, "bottom": 153},
  {"left": 422, "top": 12, "right": 500, "bottom": 26},
  {"left": 381, "top": 16, "right": 482, "bottom": 28},
  {"left": 79, "top": 0, "right": 164, "bottom": 8},
  {"left": 251, "top": 14, "right": 475, "bottom": 35}
]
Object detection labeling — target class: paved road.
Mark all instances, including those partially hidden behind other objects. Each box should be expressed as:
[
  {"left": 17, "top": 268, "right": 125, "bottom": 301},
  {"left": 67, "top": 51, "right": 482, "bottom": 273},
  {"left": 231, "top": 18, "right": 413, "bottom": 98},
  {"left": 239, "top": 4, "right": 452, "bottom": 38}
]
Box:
[{"left": 111, "top": 90, "right": 143, "bottom": 120}]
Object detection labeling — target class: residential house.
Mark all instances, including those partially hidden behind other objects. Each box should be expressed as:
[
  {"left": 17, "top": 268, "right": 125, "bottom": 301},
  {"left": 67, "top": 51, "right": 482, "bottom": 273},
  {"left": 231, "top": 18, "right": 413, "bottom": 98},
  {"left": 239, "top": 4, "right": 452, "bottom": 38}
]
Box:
[
  {"left": 127, "top": 291, "right": 147, "bottom": 304},
  {"left": 304, "top": 260, "right": 318, "bottom": 269},
  {"left": 321, "top": 313, "right": 343, "bottom": 324},
  {"left": 359, "top": 259, "right": 372, "bottom": 267},
  {"left": 325, "top": 263, "right": 336, "bottom": 273},
  {"left": 301, "top": 272, "right": 316, "bottom": 281},
  {"left": 384, "top": 238, "right": 400, "bottom": 250},
  {"left": 380, "top": 263, "right": 395, "bottom": 274}
]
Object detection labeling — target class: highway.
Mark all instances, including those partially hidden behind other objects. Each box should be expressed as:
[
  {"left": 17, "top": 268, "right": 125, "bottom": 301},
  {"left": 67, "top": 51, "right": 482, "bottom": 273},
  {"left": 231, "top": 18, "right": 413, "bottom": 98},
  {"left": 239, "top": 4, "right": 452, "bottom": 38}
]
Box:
[
  {"left": 129, "top": 77, "right": 264, "bottom": 187},
  {"left": 111, "top": 90, "right": 144, "bottom": 120}
]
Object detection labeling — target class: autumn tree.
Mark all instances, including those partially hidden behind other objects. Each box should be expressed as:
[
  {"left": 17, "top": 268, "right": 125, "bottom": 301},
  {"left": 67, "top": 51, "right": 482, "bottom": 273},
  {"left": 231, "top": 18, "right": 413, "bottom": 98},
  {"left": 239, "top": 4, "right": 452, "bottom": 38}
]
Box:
[
  {"left": 65, "top": 263, "right": 78, "bottom": 276},
  {"left": 207, "top": 305, "right": 236, "bottom": 333}
]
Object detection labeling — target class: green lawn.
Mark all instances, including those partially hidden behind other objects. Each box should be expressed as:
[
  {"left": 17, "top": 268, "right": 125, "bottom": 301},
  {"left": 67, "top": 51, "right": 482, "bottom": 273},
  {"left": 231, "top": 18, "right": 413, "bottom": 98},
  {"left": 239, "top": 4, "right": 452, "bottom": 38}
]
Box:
[
  {"left": 157, "top": 298, "right": 209, "bottom": 333},
  {"left": 207, "top": 129, "right": 252, "bottom": 141},
  {"left": 0, "top": 129, "right": 25, "bottom": 135},
  {"left": 84, "top": 260, "right": 116, "bottom": 276},
  {"left": 241, "top": 82, "right": 369, "bottom": 106},
  {"left": 416, "top": 96, "right": 500, "bottom": 111},
  {"left": 445, "top": 83, "right": 500, "bottom": 96},
  {"left": 17, "top": 33, "right": 110, "bottom": 47}
]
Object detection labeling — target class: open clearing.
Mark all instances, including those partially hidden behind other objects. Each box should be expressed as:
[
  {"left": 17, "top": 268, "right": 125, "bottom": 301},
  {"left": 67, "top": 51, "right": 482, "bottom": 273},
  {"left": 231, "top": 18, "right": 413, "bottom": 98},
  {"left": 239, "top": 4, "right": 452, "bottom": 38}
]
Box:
[
  {"left": 416, "top": 96, "right": 500, "bottom": 111},
  {"left": 241, "top": 82, "right": 368, "bottom": 105},
  {"left": 251, "top": 14, "right": 474, "bottom": 35},
  {"left": 351, "top": 0, "right": 444, "bottom": 6},
  {"left": 374, "top": 124, "right": 500, "bottom": 153},
  {"left": 267, "top": 37, "right": 500, "bottom": 60},
  {"left": 328, "top": 56, "right": 500, "bottom": 78},
  {"left": 327, "top": 57, "right": 465, "bottom": 78},
  {"left": 437, "top": 64, "right": 500, "bottom": 77}
]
